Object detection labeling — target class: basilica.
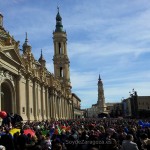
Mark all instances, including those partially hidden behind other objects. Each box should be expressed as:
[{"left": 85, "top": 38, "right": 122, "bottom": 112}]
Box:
[{"left": 0, "top": 9, "right": 81, "bottom": 121}]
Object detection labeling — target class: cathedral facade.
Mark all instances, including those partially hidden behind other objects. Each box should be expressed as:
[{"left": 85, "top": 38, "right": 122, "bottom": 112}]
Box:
[{"left": 0, "top": 9, "right": 75, "bottom": 121}]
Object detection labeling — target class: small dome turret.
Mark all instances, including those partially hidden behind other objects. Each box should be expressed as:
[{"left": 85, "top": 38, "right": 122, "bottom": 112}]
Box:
[
  {"left": 39, "top": 49, "right": 46, "bottom": 67},
  {"left": 23, "top": 32, "right": 32, "bottom": 53}
]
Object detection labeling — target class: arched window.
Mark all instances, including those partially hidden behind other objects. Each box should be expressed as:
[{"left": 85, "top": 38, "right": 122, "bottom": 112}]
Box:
[
  {"left": 58, "top": 43, "right": 62, "bottom": 54},
  {"left": 60, "top": 67, "right": 63, "bottom": 77}
]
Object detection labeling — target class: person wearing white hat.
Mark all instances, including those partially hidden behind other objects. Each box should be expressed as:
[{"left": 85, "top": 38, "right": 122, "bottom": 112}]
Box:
[{"left": 0, "top": 145, "right": 5, "bottom": 150}]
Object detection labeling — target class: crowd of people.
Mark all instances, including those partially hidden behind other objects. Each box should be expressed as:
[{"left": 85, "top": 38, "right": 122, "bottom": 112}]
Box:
[{"left": 0, "top": 117, "right": 149, "bottom": 150}]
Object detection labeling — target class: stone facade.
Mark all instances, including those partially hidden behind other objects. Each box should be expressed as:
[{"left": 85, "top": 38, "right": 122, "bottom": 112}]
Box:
[
  {"left": 87, "top": 105, "right": 98, "bottom": 118},
  {"left": 122, "top": 95, "right": 150, "bottom": 118},
  {"left": 137, "top": 96, "right": 150, "bottom": 110},
  {"left": 0, "top": 10, "right": 75, "bottom": 121},
  {"left": 72, "top": 93, "right": 82, "bottom": 119}
]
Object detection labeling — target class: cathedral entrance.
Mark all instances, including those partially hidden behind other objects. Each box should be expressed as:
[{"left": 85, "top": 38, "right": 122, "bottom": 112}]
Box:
[{"left": 1, "top": 81, "right": 13, "bottom": 113}]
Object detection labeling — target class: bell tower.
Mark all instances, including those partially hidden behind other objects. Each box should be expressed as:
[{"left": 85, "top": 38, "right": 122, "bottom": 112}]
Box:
[
  {"left": 97, "top": 74, "right": 106, "bottom": 113},
  {"left": 53, "top": 7, "right": 71, "bottom": 92}
]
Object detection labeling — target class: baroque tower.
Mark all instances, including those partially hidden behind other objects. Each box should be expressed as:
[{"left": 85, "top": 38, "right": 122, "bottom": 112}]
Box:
[
  {"left": 97, "top": 74, "right": 106, "bottom": 113},
  {"left": 53, "top": 7, "right": 71, "bottom": 93}
]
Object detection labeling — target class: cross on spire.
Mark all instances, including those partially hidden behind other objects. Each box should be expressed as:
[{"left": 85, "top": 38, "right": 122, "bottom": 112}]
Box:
[{"left": 57, "top": 6, "right": 59, "bottom": 13}]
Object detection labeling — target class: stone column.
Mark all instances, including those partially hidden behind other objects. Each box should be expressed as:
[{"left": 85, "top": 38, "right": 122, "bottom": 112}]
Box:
[
  {"left": 71, "top": 102, "right": 73, "bottom": 119},
  {"left": 60, "top": 97, "right": 63, "bottom": 119},
  {"left": 49, "top": 93, "right": 52, "bottom": 119},
  {"left": 0, "top": 70, "right": 4, "bottom": 112},
  {"left": 69, "top": 101, "right": 72, "bottom": 119},
  {"left": 71, "top": 101, "right": 74, "bottom": 119},
  {"left": 56, "top": 96, "right": 60, "bottom": 119},
  {"left": 57, "top": 97, "right": 59, "bottom": 119},
  {"left": 59, "top": 97, "right": 61, "bottom": 119},
  {"left": 54, "top": 94, "right": 57, "bottom": 119},
  {"left": 60, "top": 98, "right": 63, "bottom": 119},
  {"left": 32, "top": 80, "right": 37, "bottom": 120},
  {"left": 66, "top": 100, "right": 68, "bottom": 119},
  {"left": 68, "top": 103, "right": 70, "bottom": 119},
  {"left": 41, "top": 85, "right": 44, "bottom": 120},
  {"left": 26, "top": 78, "right": 30, "bottom": 120},
  {"left": 68, "top": 101, "right": 70, "bottom": 119},
  {"left": 45, "top": 87, "right": 49, "bottom": 120},
  {"left": 48, "top": 90, "right": 51, "bottom": 120},
  {"left": 63, "top": 98, "right": 66, "bottom": 119},
  {"left": 53, "top": 94, "right": 55, "bottom": 119},
  {"left": 51, "top": 94, "right": 55, "bottom": 119},
  {"left": 64, "top": 42, "right": 67, "bottom": 55},
  {"left": 61, "top": 42, "right": 64, "bottom": 54},
  {"left": 61, "top": 97, "right": 64, "bottom": 119},
  {"left": 65, "top": 99, "right": 68, "bottom": 119},
  {"left": 36, "top": 83, "right": 39, "bottom": 120},
  {"left": 16, "top": 75, "right": 22, "bottom": 115}
]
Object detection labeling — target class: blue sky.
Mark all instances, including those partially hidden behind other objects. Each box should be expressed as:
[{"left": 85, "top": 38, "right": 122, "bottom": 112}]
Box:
[{"left": 0, "top": 0, "right": 150, "bottom": 109}]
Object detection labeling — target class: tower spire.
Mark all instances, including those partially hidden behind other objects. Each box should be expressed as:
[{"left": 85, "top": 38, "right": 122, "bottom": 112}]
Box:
[
  {"left": 23, "top": 32, "right": 30, "bottom": 47},
  {"left": 25, "top": 32, "right": 28, "bottom": 43},
  {"left": 39, "top": 49, "right": 45, "bottom": 61},
  {"left": 41, "top": 49, "right": 43, "bottom": 57},
  {"left": 99, "top": 74, "right": 101, "bottom": 81},
  {"left": 39, "top": 49, "right": 46, "bottom": 66},
  {"left": 57, "top": 6, "right": 59, "bottom": 13},
  {"left": 55, "top": 7, "right": 64, "bottom": 32},
  {"left": 23, "top": 32, "right": 31, "bottom": 53}
]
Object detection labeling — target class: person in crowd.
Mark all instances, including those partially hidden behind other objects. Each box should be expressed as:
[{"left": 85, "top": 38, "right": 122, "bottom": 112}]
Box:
[
  {"left": 105, "top": 138, "right": 119, "bottom": 150},
  {"left": 140, "top": 133, "right": 150, "bottom": 150},
  {"left": 120, "top": 134, "right": 139, "bottom": 150},
  {"left": 17, "top": 129, "right": 28, "bottom": 150},
  {"left": 0, "top": 117, "right": 150, "bottom": 150},
  {"left": 13, "top": 131, "right": 20, "bottom": 150},
  {"left": 0, "top": 145, "right": 6, "bottom": 150},
  {"left": 0, "top": 128, "right": 14, "bottom": 150},
  {"left": 53, "top": 142, "right": 62, "bottom": 150}
]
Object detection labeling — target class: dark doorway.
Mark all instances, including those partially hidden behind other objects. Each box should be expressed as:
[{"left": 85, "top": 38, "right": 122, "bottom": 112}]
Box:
[{"left": 1, "top": 82, "right": 12, "bottom": 113}]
